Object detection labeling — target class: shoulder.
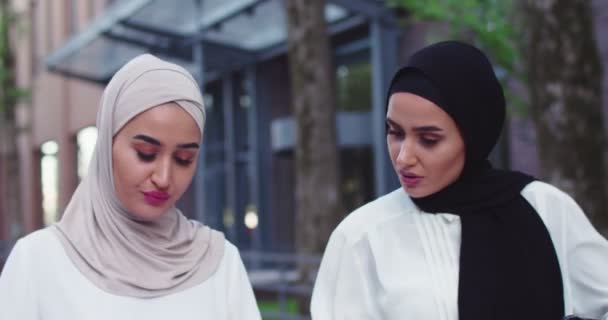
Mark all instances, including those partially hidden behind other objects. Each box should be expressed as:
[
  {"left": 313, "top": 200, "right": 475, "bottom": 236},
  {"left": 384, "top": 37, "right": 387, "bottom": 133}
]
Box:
[
  {"left": 210, "top": 238, "right": 252, "bottom": 288},
  {"left": 12, "top": 227, "right": 62, "bottom": 257},
  {"left": 521, "top": 180, "right": 580, "bottom": 217},
  {"left": 221, "top": 238, "right": 241, "bottom": 261},
  {"left": 522, "top": 180, "right": 577, "bottom": 204},
  {"left": 2, "top": 228, "right": 62, "bottom": 279},
  {"left": 521, "top": 180, "right": 590, "bottom": 237},
  {"left": 191, "top": 224, "right": 243, "bottom": 271},
  {"left": 332, "top": 188, "right": 416, "bottom": 245},
  {"left": 209, "top": 232, "right": 245, "bottom": 274}
]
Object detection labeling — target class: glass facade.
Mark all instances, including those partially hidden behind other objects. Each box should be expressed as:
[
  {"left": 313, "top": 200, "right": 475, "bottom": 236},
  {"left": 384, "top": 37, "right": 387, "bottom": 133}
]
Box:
[{"left": 335, "top": 39, "right": 374, "bottom": 213}]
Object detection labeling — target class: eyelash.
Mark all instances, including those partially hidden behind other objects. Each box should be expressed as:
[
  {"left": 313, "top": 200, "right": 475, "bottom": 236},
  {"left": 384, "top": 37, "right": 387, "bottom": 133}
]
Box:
[
  {"left": 419, "top": 137, "right": 439, "bottom": 147},
  {"left": 175, "top": 157, "right": 193, "bottom": 166},
  {"left": 387, "top": 129, "right": 440, "bottom": 147},
  {"left": 136, "top": 151, "right": 193, "bottom": 166},
  {"left": 387, "top": 128, "right": 404, "bottom": 138},
  {"left": 137, "top": 151, "right": 155, "bottom": 162}
]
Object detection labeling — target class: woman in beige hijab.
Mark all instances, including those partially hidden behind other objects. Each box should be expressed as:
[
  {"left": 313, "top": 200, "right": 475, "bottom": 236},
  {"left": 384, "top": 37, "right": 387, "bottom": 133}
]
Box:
[{"left": 0, "top": 54, "right": 261, "bottom": 320}]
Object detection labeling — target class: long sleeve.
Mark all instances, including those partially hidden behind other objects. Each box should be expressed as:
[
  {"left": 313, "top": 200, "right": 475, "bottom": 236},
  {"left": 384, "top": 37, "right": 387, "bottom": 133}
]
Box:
[
  {"left": 310, "top": 230, "right": 382, "bottom": 320},
  {"left": 523, "top": 182, "right": 608, "bottom": 320},
  {"left": 562, "top": 195, "right": 608, "bottom": 320},
  {"left": 226, "top": 246, "right": 261, "bottom": 320},
  {"left": 0, "top": 240, "right": 38, "bottom": 320}
]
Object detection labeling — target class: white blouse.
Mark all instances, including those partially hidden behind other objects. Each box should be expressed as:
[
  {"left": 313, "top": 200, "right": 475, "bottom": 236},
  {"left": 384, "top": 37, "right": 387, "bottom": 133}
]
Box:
[
  {"left": 311, "top": 181, "right": 608, "bottom": 320},
  {"left": 0, "top": 228, "right": 261, "bottom": 320}
]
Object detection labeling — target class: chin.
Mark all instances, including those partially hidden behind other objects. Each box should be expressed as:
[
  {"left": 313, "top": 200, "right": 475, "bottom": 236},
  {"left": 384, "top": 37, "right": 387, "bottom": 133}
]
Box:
[{"left": 403, "top": 186, "right": 430, "bottom": 199}]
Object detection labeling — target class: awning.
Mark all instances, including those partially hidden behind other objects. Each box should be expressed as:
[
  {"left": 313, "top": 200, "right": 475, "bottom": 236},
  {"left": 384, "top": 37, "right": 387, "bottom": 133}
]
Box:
[{"left": 46, "top": 0, "right": 393, "bottom": 84}]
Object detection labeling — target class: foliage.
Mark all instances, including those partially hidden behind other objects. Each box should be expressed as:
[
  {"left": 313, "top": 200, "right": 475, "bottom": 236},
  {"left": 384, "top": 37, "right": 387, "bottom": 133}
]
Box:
[
  {"left": 0, "top": 2, "right": 28, "bottom": 116},
  {"left": 386, "top": 0, "right": 526, "bottom": 115},
  {"left": 386, "top": 0, "right": 518, "bottom": 73},
  {"left": 258, "top": 298, "right": 299, "bottom": 317}
]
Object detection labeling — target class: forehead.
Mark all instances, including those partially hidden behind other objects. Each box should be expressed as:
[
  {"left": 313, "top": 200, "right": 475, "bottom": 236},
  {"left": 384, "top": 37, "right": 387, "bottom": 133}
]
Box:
[
  {"left": 117, "top": 103, "right": 201, "bottom": 141},
  {"left": 387, "top": 92, "right": 457, "bottom": 129}
]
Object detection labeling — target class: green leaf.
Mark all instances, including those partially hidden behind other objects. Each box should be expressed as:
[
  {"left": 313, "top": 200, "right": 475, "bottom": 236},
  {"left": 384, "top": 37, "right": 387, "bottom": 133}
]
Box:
[{"left": 389, "top": 0, "right": 519, "bottom": 77}]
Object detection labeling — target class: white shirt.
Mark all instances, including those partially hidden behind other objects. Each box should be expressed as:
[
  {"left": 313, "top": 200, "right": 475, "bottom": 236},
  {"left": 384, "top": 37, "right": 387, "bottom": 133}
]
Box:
[
  {"left": 311, "top": 181, "right": 608, "bottom": 320},
  {"left": 0, "top": 228, "right": 262, "bottom": 320}
]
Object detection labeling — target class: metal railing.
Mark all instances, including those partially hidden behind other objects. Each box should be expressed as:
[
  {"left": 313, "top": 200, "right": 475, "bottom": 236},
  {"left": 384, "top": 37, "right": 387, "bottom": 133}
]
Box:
[{"left": 241, "top": 251, "right": 322, "bottom": 320}]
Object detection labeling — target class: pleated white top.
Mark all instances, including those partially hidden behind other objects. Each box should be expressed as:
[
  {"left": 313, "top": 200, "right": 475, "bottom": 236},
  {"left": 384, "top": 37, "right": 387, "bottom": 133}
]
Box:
[{"left": 311, "top": 181, "right": 608, "bottom": 320}]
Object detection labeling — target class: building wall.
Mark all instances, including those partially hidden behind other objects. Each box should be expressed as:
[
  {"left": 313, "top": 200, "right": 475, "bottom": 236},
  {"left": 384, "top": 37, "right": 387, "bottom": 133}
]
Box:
[
  {"left": 9, "top": 0, "right": 109, "bottom": 237},
  {"left": 6, "top": 0, "right": 608, "bottom": 242}
]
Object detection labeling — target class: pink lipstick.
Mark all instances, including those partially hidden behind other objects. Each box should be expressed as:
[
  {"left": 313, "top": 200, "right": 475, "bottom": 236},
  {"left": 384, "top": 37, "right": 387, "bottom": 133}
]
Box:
[
  {"left": 143, "top": 191, "right": 170, "bottom": 206},
  {"left": 400, "top": 171, "right": 423, "bottom": 188}
]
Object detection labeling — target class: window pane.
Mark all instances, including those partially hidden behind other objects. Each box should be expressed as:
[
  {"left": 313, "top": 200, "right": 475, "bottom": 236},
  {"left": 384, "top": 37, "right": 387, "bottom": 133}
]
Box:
[
  {"left": 336, "top": 61, "right": 372, "bottom": 111},
  {"left": 341, "top": 147, "right": 374, "bottom": 213},
  {"left": 41, "top": 141, "right": 59, "bottom": 226},
  {"left": 77, "top": 126, "right": 98, "bottom": 180},
  {"left": 204, "top": 0, "right": 348, "bottom": 50},
  {"left": 56, "top": 36, "right": 146, "bottom": 81},
  {"left": 127, "top": 0, "right": 257, "bottom": 35}
]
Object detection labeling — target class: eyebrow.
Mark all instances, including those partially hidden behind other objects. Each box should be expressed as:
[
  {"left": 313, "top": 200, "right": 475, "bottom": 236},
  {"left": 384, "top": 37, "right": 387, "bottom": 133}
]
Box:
[
  {"left": 413, "top": 126, "right": 443, "bottom": 133},
  {"left": 133, "top": 134, "right": 200, "bottom": 149},
  {"left": 385, "top": 119, "right": 443, "bottom": 133},
  {"left": 385, "top": 118, "right": 401, "bottom": 129}
]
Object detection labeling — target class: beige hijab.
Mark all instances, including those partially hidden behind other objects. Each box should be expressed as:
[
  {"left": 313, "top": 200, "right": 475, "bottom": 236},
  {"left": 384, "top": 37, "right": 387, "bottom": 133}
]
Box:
[{"left": 53, "top": 54, "right": 225, "bottom": 298}]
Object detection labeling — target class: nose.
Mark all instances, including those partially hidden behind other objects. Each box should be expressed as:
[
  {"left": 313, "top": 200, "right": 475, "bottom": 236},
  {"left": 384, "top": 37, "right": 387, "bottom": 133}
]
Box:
[
  {"left": 151, "top": 157, "right": 171, "bottom": 190},
  {"left": 396, "top": 139, "right": 417, "bottom": 168}
]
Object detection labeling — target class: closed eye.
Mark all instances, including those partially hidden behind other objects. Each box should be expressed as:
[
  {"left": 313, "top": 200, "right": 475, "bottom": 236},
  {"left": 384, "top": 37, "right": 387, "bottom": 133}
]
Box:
[
  {"left": 387, "top": 128, "right": 404, "bottom": 138},
  {"left": 385, "top": 119, "right": 405, "bottom": 138},
  {"left": 137, "top": 151, "right": 156, "bottom": 162},
  {"left": 174, "top": 157, "right": 193, "bottom": 166},
  {"left": 419, "top": 135, "right": 441, "bottom": 147}
]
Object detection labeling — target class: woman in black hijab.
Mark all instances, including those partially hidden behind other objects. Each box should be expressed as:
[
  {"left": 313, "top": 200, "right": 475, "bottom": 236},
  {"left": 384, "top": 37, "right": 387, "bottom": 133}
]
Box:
[{"left": 311, "top": 41, "right": 608, "bottom": 320}]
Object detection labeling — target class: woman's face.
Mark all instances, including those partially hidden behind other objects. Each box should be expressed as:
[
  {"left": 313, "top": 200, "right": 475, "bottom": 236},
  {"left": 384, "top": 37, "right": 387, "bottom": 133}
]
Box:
[
  {"left": 386, "top": 92, "right": 465, "bottom": 198},
  {"left": 112, "top": 102, "right": 201, "bottom": 220}
]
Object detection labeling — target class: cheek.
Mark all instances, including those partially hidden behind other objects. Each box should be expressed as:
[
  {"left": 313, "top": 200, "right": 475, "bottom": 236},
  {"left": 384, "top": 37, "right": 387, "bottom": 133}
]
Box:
[
  {"left": 111, "top": 146, "right": 123, "bottom": 190},
  {"left": 387, "top": 139, "right": 400, "bottom": 162},
  {"left": 112, "top": 154, "right": 130, "bottom": 192},
  {"left": 179, "top": 166, "right": 197, "bottom": 185},
  {"left": 112, "top": 150, "right": 146, "bottom": 192},
  {"left": 172, "top": 167, "right": 197, "bottom": 196},
  {"left": 432, "top": 145, "right": 465, "bottom": 179}
]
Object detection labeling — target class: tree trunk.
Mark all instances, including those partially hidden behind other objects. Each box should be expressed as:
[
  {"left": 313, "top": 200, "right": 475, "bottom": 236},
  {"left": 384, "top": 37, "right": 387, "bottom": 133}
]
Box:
[
  {"left": 0, "top": 0, "right": 22, "bottom": 240},
  {"left": 284, "top": 0, "right": 345, "bottom": 312},
  {"left": 521, "top": 0, "right": 608, "bottom": 232}
]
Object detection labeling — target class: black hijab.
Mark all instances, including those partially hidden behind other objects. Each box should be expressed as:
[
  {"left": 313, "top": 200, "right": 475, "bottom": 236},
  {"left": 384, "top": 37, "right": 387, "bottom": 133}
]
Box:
[{"left": 387, "top": 41, "right": 564, "bottom": 320}]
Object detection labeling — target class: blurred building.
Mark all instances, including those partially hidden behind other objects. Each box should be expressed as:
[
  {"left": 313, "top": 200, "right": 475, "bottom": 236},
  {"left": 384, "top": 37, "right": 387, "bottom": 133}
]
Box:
[
  {"left": 5, "top": 0, "right": 408, "bottom": 253},
  {"left": 3, "top": 2, "right": 608, "bottom": 317},
  {"left": 10, "top": 0, "right": 608, "bottom": 252},
  {"left": 3, "top": 0, "right": 111, "bottom": 241}
]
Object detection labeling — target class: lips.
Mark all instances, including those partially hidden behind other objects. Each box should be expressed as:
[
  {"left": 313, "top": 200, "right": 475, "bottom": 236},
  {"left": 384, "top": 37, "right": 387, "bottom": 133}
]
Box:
[
  {"left": 143, "top": 191, "right": 170, "bottom": 206},
  {"left": 400, "top": 171, "right": 423, "bottom": 188}
]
